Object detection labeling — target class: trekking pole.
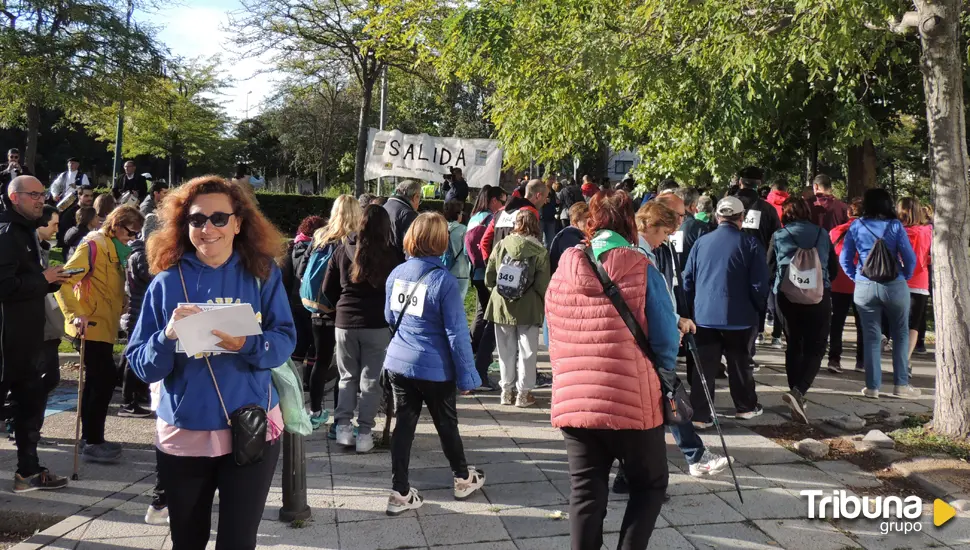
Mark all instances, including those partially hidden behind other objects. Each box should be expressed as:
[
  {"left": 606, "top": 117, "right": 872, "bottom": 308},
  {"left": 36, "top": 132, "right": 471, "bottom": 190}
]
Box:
[
  {"left": 71, "top": 326, "right": 88, "bottom": 481},
  {"left": 685, "top": 333, "right": 743, "bottom": 504}
]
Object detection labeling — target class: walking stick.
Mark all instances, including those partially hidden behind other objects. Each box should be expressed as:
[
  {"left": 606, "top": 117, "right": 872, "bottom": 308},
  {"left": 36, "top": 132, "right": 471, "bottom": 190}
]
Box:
[
  {"left": 685, "top": 333, "right": 743, "bottom": 504},
  {"left": 71, "top": 327, "right": 87, "bottom": 481}
]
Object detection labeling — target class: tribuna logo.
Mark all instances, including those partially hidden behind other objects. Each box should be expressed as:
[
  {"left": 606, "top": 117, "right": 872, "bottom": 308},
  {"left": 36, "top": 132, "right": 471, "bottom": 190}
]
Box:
[{"left": 801, "top": 490, "right": 925, "bottom": 535}]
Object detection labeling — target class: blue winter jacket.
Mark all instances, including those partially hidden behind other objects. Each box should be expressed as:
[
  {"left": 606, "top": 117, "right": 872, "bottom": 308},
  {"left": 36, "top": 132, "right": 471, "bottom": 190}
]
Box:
[
  {"left": 682, "top": 223, "right": 769, "bottom": 329},
  {"left": 127, "top": 252, "right": 297, "bottom": 431},
  {"left": 839, "top": 218, "right": 916, "bottom": 283},
  {"left": 383, "top": 257, "right": 480, "bottom": 391}
]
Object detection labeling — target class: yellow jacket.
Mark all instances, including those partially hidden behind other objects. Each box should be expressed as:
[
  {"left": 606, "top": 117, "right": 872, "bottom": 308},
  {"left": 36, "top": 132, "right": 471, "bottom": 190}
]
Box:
[{"left": 56, "top": 231, "right": 126, "bottom": 344}]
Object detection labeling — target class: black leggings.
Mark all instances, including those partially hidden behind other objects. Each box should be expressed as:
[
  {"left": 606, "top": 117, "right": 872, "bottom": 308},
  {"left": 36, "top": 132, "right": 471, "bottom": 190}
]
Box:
[
  {"left": 310, "top": 320, "right": 338, "bottom": 413},
  {"left": 562, "top": 426, "right": 668, "bottom": 550},
  {"left": 81, "top": 340, "right": 116, "bottom": 444},
  {"left": 388, "top": 372, "right": 469, "bottom": 495},
  {"left": 158, "top": 440, "right": 280, "bottom": 550},
  {"left": 470, "top": 279, "right": 496, "bottom": 382}
]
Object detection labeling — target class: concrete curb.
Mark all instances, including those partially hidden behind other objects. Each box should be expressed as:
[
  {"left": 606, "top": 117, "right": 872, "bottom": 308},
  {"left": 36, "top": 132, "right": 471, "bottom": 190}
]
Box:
[
  {"left": 891, "top": 458, "right": 970, "bottom": 510},
  {"left": 9, "top": 473, "right": 154, "bottom": 550}
]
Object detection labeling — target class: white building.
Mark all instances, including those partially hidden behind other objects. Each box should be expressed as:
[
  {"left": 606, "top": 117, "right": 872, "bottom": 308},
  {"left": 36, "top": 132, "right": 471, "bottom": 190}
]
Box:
[{"left": 607, "top": 149, "right": 639, "bottom": 182}]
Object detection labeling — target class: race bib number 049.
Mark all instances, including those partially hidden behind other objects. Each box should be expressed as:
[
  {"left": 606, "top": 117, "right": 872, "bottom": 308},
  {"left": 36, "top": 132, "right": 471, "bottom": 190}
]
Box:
[
  {"left": 390, "top": 279, "right": 428, "bottom": 318},
  {"left": 742, "top": 210, "right": 762, "bottom": 230}
]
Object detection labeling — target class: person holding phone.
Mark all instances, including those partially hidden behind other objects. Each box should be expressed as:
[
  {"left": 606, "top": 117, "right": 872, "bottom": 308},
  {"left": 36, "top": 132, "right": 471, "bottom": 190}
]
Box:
[
  {"left": 126, "top": 176, "right": 296, "bottom": 550},
  {"left": 0, "top": 176, "right": 71, "bottom": 493}
]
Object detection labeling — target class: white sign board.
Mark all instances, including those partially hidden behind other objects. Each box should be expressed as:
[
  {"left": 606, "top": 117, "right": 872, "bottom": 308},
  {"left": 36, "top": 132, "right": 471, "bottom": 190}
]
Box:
[{"left": 364, "top": 128, "right": 504, "bottom": 188}]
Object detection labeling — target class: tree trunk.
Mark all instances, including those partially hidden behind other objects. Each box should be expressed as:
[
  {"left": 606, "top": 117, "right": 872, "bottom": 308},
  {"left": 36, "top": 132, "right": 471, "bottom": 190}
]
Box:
[
  {"left": 354, "top": 77, "right": 376, "bottom": 197},
  {"left": 916, "top": 0, "right": 970, "bottom": 438},
  {"left": 846, "top": 138, "right": 877, "bottom": 199},
  {"left": 24, "top": 104, "right": 40, "bottom": 174}
]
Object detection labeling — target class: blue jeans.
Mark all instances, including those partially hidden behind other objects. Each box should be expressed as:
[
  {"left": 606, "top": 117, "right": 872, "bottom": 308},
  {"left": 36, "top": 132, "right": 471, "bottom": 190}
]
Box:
[
  {"left": 854, "top": 279, "right": 910, "bottom": 389},
  {"left": 669, "top": 421, "right": 705, "bottom": 465},
  {"left": 541, "top": 220, "right": 559, "bottom": 249}
]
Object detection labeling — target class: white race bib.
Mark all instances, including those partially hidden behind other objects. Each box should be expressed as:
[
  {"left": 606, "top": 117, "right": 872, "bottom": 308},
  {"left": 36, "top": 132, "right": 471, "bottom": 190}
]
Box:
[
  {"left": 390, "top": 279, "right": 428, "bottom": 318},
  {"left": 497, "top": 263, "right": 525, "bottom": 289},
  {"left": 495, "top": 211, "right": 516, "bottom": 229},
  {"left": 670, "top": 231, "right": 685, "bottom": 254},
  {"left": 742, "top": 210, "right": 762, "bottom": 230},
  {"left": 788, "top": 265, "right": 818, "bottom": 290}
]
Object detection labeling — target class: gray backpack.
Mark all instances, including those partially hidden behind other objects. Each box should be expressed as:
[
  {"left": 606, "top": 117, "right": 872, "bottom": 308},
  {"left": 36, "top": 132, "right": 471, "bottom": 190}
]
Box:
[
  {"left": 779, "top": 227, "right": 824, "bottom": 305},
  {"left": 496, "top": 254, "right": 533, "bottom": 301}
]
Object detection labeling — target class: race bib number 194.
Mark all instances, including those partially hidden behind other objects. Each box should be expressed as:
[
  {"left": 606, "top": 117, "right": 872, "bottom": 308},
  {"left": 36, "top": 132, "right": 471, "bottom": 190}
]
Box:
[{"left": 390, "top": 279, "right": 428, "bottom": 318}]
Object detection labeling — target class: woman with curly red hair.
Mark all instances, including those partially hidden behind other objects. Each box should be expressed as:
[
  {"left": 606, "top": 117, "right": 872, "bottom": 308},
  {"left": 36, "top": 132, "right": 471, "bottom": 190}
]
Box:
[{"left": 126, "top": 176, "right": 296, "bottom": 550}]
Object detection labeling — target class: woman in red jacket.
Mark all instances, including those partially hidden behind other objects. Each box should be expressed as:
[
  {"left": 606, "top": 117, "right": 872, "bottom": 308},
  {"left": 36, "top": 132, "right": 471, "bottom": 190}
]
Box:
[
  {"left": 827, "top": 198, "right": 863, "bottom": 373},
  {"left": 546, "top": 190, "right": 676, "bottom": 550},
  {"left": 897, "top": 197, "right": 931, "bottom": 366}
]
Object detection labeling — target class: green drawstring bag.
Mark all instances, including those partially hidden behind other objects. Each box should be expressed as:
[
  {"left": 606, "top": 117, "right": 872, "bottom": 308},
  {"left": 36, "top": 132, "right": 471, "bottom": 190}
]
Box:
[{"left": 271, "top": 359, "right": 312, "bottom": 436}]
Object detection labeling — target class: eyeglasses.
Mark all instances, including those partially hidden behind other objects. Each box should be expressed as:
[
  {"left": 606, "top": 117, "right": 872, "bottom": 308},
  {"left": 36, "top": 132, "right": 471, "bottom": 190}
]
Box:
[
  {"left": 13, "top": 191, "right": 45, "bottom": 201},
  {"left": 121, "top": 225, "right": 140, "bottom": 237},
  {"left": 187, "top": 211, "right": 235, "bottom": 228}
]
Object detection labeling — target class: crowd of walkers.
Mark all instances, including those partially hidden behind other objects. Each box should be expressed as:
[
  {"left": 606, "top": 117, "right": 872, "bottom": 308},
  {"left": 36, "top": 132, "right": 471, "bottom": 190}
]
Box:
[{"left": 0, "top": 150, "right": 934, "bottom": 549}]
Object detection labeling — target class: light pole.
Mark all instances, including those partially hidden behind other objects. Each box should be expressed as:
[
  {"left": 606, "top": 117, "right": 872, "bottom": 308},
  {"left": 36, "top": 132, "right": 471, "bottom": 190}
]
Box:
[
  {"left": 245, "top": 90, "right": 253, "bottom": 120},
  {"left": 111, "top": 0, "right": 134, "bottom": 196}
]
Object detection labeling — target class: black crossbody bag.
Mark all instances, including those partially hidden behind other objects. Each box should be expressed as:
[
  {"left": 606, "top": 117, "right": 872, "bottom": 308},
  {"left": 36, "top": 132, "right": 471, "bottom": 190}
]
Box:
[
  {"left": 581, "top": 247, "right": 693, "bottom": 425},
  {"left": 178, "top": 264, "right": 269, "bottom": 466}
]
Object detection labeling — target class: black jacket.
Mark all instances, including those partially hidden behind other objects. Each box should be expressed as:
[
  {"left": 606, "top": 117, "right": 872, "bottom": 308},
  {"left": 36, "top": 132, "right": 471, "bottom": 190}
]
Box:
[
  {"left": 57, "top": 202, "right": 80, "bottom": 249},
  {"left": 63, "top": 226, "right": 87, "bottom": 262},
  {"left": 444, "top": 177, "right": 469, "bottom": 203},
  {"left": 383, "top": 195, "right": 418, "bottom": 255},
  {"left": 322, "top": 235, "right": 403, "bottom": 329},
  {"left": 0, "top": 164, "right": 32, "bottom": 210},
  {"left": 122, "top": 239, "right": 152, "bottom": 334},
  {"left": 281, "top": 239, "right": 313, "bottom": 318},
  {"left": 737, "top": 189, "right": 781, "bottom": 253},
  {"left": 0, "top": 208, "right": 57, "bottom": 382},
  {"left": 674, "top": 215, "right": 712, "bottom": 274},
  {"left": 117, "top": 173, "right": 148, "bottom": 201},
  {"left": 549, "top": 225, "right": 584, "bottom": 273},
  {"left": 557, "top": 185, "right": 584, "bottom": 220}
]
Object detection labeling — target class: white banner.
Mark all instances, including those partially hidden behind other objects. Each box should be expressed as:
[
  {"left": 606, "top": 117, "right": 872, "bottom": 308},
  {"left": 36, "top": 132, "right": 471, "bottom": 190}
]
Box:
[{"left": 364, "top": 128, "right": 504, "bottom": 188}]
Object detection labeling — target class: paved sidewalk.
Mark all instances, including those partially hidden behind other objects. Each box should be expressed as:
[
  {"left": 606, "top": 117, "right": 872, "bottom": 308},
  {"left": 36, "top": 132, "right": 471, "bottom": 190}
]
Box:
[{"left": 2, "top": 344, "right": 968, "bottom": 549}]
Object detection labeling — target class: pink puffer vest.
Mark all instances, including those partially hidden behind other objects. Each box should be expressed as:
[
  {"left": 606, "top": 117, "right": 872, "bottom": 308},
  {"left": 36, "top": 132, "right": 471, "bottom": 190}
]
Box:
[{"left": 545, "top": 246, "right": 663, "bottom": 431}]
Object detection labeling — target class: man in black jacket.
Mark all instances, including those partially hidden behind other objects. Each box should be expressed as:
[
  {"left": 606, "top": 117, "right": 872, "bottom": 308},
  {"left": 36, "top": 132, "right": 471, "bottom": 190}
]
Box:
[
  {"left": 444, "top": 167, "right": 469, "bottom": 203},
  {"left": 383, "top": 179, "right": 422, "bottom": 255},
  {"left": 115, "top": 161, "right": 148, "bottom": 201},
  {"left": 0, "top": 176, "right": 71, "bottom": 492}
]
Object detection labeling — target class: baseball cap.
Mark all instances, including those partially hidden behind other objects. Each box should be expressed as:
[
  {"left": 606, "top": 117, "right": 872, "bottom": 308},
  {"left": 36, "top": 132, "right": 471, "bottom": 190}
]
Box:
[{"left": 716, "top": 196, "right": 745, "bottom": 217}]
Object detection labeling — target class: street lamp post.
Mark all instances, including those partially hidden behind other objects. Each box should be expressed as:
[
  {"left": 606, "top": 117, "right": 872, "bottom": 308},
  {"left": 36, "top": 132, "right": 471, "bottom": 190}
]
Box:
[
  {"left": 245, "top": 90, "right": 253, "bottom": 120},
  {"left": 111, "top": 0, "right": 134, "bottom": 195}
]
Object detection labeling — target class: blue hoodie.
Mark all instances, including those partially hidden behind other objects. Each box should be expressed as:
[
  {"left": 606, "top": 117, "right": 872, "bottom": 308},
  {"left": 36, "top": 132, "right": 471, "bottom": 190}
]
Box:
[
  {"left": 839, "top": 218, "right": 916, "bottom": 283},
  {"left": 126, "top": 252, "right": 297, "bottom": 431}
]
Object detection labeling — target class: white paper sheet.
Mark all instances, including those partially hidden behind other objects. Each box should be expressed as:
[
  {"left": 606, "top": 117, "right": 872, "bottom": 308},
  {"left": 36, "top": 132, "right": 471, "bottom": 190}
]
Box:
[{"left": 172, "top": 303, "right": 263, "bottom": 356}]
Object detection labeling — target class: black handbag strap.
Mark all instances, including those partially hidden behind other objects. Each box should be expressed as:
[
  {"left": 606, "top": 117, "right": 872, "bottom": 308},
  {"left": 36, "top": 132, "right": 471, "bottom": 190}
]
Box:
[
  {"left": 581, "top": 247, "right": 658, "bottom": 367},
  {"left": 390, "top": 265, "right": 442, "bottom": 337}
]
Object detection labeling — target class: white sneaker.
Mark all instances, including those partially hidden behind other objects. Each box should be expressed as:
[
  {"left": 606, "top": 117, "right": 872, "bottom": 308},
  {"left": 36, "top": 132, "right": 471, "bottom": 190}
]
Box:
[
  {"left": 893, "top": 385, "right": 922, "bottom": 399},
  {"left": 736, "top": 405, "right": 763, "bottom": 420},
  {"left": 335, "top": 424, "right": 356, "bottom": 447},
  {"left": 861, "top": 387, "right": 880, "bottom": 399},
  {"left": 356, "top": 432, "right": 375, "bottom": 453},
  {"left": 454, "top": 467, "right": 486, "bottom": 500},
  {"left": 145, "top": 504, "right": 169, "bottom": 525},
  {"left": 755, "top": 333, "right": 765, "bottom": 345},
  {"left": 500, "top": 390, "right": 514, "bottom": 406},
  {"left": 688, "top": 451, "right": 731, "bottom": 477},
  {"left": 386, "top": 488, "right": 423, "bottom": 516}
]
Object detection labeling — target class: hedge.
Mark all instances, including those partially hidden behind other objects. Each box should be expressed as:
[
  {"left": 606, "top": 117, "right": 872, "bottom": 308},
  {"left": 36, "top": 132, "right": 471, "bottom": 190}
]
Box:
[{"left": 254, "top": 192, "right": 471, "bottom": 235}]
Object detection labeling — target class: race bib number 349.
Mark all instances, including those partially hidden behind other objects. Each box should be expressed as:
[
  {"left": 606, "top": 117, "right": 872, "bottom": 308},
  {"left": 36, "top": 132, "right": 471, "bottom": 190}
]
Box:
[{"left": 390, "top": 279, "right": 428, "bottom": 318}]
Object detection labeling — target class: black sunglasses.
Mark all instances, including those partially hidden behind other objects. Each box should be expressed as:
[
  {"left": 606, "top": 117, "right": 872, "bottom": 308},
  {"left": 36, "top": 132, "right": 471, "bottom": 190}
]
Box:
[{"left": 187, "top": 211, "right": 235, "bottom": 228}]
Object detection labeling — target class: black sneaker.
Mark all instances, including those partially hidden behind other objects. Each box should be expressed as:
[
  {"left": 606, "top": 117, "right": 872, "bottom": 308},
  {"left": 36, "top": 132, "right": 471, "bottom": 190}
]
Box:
[
  {"left": 915, "top": 344, "right": 927, "bottom": 354},
  {"left": 535, "top": 372, "right": 553, "bottom": 389},
  {"left": 612, "top": 469, "right": 629, "bottom": 494},
  {"left": 118, "top": 403, "right": 153, "bottom": 418},
  {"left": 13, "top": 469, "right": 68, "bottom": 493},
  {"left": 827, "top": 361, "right": 843, "bottom": 374}
]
